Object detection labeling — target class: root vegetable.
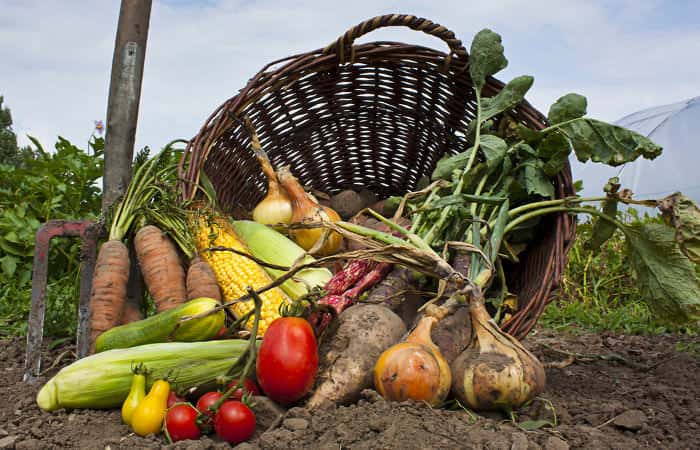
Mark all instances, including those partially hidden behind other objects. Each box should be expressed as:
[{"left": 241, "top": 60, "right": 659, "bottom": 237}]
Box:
[
  {"left": 134, "top": 225, "right": 187, "bottom": 312},
  {"left": 186, "top": 255, "right": 222, "bottom": 301},
  {"left": 89, "top": 240, "right": 129, "bottom": 345},
  {"left": 451, "top": 297, "right": 546, "bottom": 411},
  {"left": 306, "top": 304, "right": 406, "bottom": 409},
  {"left": 374, "top": 315, "right": 451, "bottom": 406},
  {"left": 365, "top": 266, "right": 425, "bottom": 326},
  {"left": 120, "top": 301, "right": 144, "bottom": 325}
]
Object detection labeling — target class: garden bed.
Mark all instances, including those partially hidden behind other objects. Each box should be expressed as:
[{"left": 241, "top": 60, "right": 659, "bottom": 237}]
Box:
[{"left": 2, "top": 329, "right": 697, "bottom": 449}]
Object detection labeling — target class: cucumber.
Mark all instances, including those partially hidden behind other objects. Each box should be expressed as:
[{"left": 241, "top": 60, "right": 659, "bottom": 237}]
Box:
[{"left": 95, "top": 297, "right": 225, "bottom": 352}]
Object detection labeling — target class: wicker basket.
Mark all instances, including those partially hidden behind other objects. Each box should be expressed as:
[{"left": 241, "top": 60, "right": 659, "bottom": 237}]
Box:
[{"left": 179, "top": 14, "right": 576, "bottom": 338}]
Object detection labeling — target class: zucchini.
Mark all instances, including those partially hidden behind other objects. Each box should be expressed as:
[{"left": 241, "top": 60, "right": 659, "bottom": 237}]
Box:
[{"left": 95, "top": 297, "right": 225, "bottom": 352}]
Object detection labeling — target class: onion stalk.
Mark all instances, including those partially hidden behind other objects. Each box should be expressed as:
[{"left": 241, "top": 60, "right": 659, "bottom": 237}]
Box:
[
  {"left": 248, "top": 122, "right": 293, "bottom": 227},
  {"left": 277, "top": 165, "right": 342, "bottom": 255}
]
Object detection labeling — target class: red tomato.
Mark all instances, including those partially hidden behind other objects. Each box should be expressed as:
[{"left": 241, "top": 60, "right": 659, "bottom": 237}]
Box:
[
  {"left": 165, "top": 404, "right": 201, "bottom": 442},
  {"left": 214, "top": 401, "right": 255, "bottom": 444},
  {"left": 256, "top": 317, "right": 318, "bottom": 404},
  {"left": 226, "top": 378, "right": 261, "bottom": 401},
  {"left": 167, "top": 391, "right": 186, "bottom": 409},
  {"left": 195, "top": 391, "right": 223, "bottom": 423}
]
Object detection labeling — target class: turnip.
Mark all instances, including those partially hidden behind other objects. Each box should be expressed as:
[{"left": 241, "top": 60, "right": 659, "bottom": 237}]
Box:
[{"left": 306, "top": 304, "right": 406, "bottom": 409}]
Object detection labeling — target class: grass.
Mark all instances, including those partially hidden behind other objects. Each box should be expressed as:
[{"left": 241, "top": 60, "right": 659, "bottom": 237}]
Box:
[{"left": 541, "top": 212, "right": 699, "bottom": 336}]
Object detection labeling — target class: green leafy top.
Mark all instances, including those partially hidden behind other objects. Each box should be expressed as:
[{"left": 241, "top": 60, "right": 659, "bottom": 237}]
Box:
[
  {"left": 469, "top": 29, "right": 508, "bottom": 90},
  {"left": 400, "top": 27, "right": 699, "bottom": 328}
]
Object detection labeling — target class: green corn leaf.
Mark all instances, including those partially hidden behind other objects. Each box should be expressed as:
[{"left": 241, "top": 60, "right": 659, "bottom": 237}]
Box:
[
  {"left": 469, "top": 29, "right": 508, "bottom": 90},
  {"left": 548, "top": 93, "right": 587, "bottom": 125},
  {"left": 624, "top": 223, "right": 700, "bottom": 323}
]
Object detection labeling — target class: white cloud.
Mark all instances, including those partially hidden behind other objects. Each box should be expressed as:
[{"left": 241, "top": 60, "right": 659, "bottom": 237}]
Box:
[{"left": 1, "top": 1, "right": 697, "bottom": 197}]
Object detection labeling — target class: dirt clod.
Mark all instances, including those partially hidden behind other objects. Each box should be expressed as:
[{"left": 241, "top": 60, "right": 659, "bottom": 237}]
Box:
[
  {"left": 282, "top": 418, "right": 309, "bottom": 431},
  {"left": 544, "top": 436, "right": 570, "bottom": 450},
  {"left": 613, "top": 409, "right": 647, "bottom": 431},
  {"left": 0, "top": 436, "right": 18, "bottom": 449}
]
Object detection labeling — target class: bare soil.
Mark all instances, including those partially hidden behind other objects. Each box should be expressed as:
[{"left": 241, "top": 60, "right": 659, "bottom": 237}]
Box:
[{"left": 1, "top": 329, "right": 698, "bottom": 449}]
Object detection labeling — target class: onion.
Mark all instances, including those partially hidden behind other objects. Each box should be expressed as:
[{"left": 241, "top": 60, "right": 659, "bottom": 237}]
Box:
[
  {"left": 451, "top": 297, "right": 546, "bottom": 411},
  {"left": 373, "top": 315, "right": 451, "bottom": 406},
  {"left": 248, "top": 122, "right": 293, "bottom": 227},
  {"left": 277, "top": 166, "right": 342, "bottom": 256}
]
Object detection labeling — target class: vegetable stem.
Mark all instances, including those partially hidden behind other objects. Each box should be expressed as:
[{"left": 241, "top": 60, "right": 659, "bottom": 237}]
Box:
[{"left": 503, "top": 206, "right": 624, "bottom": 236}]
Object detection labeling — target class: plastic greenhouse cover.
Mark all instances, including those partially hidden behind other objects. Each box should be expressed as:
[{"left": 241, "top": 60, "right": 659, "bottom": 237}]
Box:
[{"left": 571, "top": 96, "right": 700, "bottom": 203}]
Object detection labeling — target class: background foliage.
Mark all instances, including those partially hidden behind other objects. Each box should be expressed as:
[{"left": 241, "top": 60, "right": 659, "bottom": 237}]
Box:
[{"left": 0, "top": 97, "right": 103, "bottom": 336}]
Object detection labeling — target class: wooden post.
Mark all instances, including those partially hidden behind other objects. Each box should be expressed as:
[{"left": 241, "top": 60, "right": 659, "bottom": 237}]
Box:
[
  {"left": 102, "top": 0, "right": 152, "bottom": 213},
  {"left": 98, "top": 0, "right": 152, "bottom": 348}
]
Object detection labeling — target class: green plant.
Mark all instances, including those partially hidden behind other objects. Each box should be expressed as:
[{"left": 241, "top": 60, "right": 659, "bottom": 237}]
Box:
[
  {"left": 542, "top": 210, "right": 700, "bottom": 334},
  {"left": 0, "top": 135, "right": 103, "bottom": 337}
]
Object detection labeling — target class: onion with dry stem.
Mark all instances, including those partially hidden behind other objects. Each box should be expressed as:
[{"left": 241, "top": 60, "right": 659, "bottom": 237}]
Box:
[
  {"left": 373, "top": 314, "right": 451, "bottom": 406},
  {"left": 248, "top": 123, "right": 293, "bottom": 227},
  {"left": 277, "top": 166, "right": 342, "bottom": 255},
  {"left": 451, "top": 296, "right": 546, "bottom": 411}
]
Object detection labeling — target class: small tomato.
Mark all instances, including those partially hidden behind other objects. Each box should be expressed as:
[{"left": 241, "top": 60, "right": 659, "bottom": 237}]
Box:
[
  {"left": 214, "top": 401, "right": 255, "bottom": 444},
  {"left": 165, "top": 403, "right": 201, "bottom": 442},
  {"left": 195, "top": 391, "right": 223, "bottom": 424},
  {"left": 225, "top": 378, "right": 261, "bottom": 400},
  {"left": 167, "top": 391, "right": 186, "bottom": 409}
]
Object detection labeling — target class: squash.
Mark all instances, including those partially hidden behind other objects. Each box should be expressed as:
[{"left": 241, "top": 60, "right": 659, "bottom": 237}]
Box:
[{"left": 95, "top": 297, "right": 224, "bottom": 352}]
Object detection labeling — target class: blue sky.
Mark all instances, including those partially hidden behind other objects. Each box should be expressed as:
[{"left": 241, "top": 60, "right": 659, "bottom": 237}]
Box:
[{"left": 1, "top": 0, "right": 698, "bottom": 197}]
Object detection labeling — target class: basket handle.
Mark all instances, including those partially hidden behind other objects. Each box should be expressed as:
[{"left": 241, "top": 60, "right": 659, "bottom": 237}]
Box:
[{"left": 323, "top": 14, "right": 468, "bottom": 64}]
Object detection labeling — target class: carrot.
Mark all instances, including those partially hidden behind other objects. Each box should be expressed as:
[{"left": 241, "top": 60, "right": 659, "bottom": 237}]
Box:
[
  {"left": 186, "top": 255, "right": 222, "bottom": 301},
  {"left": 89, "top": 240, "right": 129, "bottom": 347},
  {"left": 88, "top": 147, "right": 181, "bottom": 352},
  {"left": 120, "top": 301, "right": 144, "bottom": 325},
  {"left": 134, "top": 225, "right": 187, "bottom": 312}
]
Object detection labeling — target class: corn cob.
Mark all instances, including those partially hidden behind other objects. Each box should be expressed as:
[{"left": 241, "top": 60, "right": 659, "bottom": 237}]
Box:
[{"left": 195, "top": 217, "right": 290, "bottom": 334}]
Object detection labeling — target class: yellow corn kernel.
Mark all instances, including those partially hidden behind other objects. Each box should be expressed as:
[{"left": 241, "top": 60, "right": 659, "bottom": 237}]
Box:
[{"left": 195, "top": 218, "right": 289, "bottom": 335}]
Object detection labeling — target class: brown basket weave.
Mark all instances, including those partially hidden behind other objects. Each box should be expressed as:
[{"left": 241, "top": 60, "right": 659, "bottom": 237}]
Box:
[{"left": 179, "top": 14, "right": 576, "bottom": 338}]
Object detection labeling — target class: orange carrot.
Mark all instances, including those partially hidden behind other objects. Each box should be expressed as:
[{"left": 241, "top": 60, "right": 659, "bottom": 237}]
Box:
[
  {"left": 186, "top": 255, "right": 222, "bottom": 301},
  {"left": 89, "top": 240, "right": 129, "bottom": 348},
  {"left": 120, "top": 301, "right": 144, "bottom": 325},
  {"left": 134, "top": 225, "right": 187, "bottom": 312}
]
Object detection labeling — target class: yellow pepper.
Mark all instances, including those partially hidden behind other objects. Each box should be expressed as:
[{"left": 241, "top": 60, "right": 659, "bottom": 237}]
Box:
[
  {"left": 131, "top": 379, "right": 170, "bottom": 436},
  {"left": 121, "top": 370, "right": 146, "bottom": 426}
]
